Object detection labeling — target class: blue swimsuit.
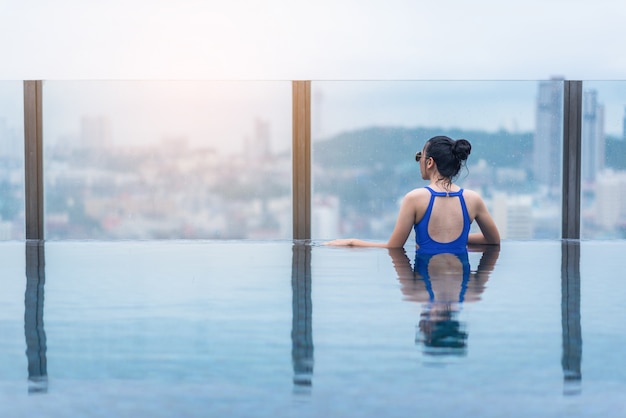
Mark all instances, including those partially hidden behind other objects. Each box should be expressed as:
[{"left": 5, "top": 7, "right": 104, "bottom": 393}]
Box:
[
  {"left": 414, "top": 186, "right": 471, "bottom": 254},
  {"left": 413, "top": 250, "right": 471, "bottom": 303}
]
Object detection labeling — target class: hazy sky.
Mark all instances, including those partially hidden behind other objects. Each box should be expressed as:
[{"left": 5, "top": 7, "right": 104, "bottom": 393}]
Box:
[
  {"left": 1, "top": 0, "right": 626, "bottom": 80},
  {"left": 1, "top": 1, "right": 626, "bottom": 152}
]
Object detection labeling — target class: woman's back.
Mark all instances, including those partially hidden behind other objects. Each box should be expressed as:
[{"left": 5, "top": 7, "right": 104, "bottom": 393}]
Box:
[{"left": 414, "top": 187, "right": 471, "bottom": 252}]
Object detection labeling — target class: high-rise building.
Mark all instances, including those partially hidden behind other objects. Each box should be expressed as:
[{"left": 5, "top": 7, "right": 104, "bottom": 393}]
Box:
[
  {"left": 595, "top": 169, "right": 626, "bottom": 233},
  {"left": 492, "top": 193, "right": 533, "bottom": 239},
  {"left": 582, "top": 90, "right": 605, "bottom": 183},
  {"left": 312, "top": 194, "right": 340, "bottom": 239},
  {"left": 623, "top": 106, "right": 626, "bottom": 141},
  {"left": 0, "top": 117, "right": 20, "bottom": 159},
  {"left": 533, "top": 78, "right": 564, "bottom": 196},
  {"left": 313, "top": 88, "right": 324, "bottom": 139},
  {"left": 245, "top": 118, "right": 271, "bottom": 162},
  {"left": 80, "top": 115, "right": 112, "bottom": 149}
]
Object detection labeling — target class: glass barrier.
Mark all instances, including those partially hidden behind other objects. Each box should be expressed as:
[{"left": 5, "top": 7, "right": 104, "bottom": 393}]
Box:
[
  {"left": 311, "top": 80, "right": 564, "bottom": 241},
  {"left": 581, "top": 81, "right": 626, "bottom": 239},
  {"left": 42, "top": 81, "right": 292, "bottom": 239},
  {"left": 0, "top": 82, "right": 25, "bottom": 240}
]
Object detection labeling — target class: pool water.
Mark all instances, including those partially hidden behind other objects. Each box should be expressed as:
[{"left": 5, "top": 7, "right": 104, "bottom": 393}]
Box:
[{"left": 1, "top": 240, "right": 625, "bottom": 417}]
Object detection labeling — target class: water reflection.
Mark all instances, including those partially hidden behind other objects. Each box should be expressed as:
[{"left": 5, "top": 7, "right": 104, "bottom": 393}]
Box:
[
  {"left": 561, "top": 240, "right": 582, "bottom": 395},
  {"left": 24, "top": 240, "right": 48, "bottom": 394},
  {"left": 389, "top": 245, "right": 499, "bottom": 356},
  {"left": 291, "top": 243, "right": 314, "bottom": 391}
]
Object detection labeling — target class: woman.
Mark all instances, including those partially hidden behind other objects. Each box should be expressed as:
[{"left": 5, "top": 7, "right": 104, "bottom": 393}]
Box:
[{"left": 326, "top": 135, "right": 500, "bottom": 249}]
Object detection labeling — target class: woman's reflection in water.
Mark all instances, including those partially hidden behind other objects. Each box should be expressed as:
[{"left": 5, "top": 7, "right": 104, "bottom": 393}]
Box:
[{"left": 389, "top": 245, "right": 499, "bottom": 356}]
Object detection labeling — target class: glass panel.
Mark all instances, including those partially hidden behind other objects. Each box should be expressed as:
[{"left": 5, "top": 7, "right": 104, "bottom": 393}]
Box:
[
  {"left": 43, "top": 81, "right": 292, "bottom": 239},
  {"left": 311, "top": 80, "right": 563, "bottom": 241},
  {"left": 0, "top": 82, "right": 24, "bottom": 240},
  {"left": 581, "top": 81, "right": 626, "bottom": 238}
]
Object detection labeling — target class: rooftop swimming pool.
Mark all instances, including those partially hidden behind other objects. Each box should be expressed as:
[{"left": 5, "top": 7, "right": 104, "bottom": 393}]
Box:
[{"left": 0, "top": 240, "right": 625, "bottom": 417}]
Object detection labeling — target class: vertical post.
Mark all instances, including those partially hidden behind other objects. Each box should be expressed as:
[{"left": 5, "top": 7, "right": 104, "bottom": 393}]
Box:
[
  {"left": 291, "top": 242, "right": 313, "bottom": 389},
  {"left": 561, "top": 80, "right": 582, "bottom": 239},
  {"left": 561, "top": 240, "right": 582, "bottom": 395},
  {"left": 292, "top": 81, "right": 311, "bottom": 240},
  {"left": 25, "top": 241, "right": 48, "bottom": 393},
  {"left": 23, "top": 81, "right": 44, "bottom": 241}
]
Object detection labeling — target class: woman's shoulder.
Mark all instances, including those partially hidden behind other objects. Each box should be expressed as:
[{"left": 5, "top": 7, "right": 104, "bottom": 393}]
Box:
[
  {"left": 405, "top": 187, "right": 432, "bottom": 199},
  {"left": 460, "top": 188, "right": 480, "bottom": 197},
  {"left": 460, "top": 188, "right": 487, "bottom": 206},
  {"left": 402, "top": 188, "right": 432, "bottom": 210}
]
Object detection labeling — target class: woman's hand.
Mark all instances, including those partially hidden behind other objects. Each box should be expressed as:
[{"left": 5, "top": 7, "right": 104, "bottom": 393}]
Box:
[{"left": 324, "top": 239, "right": 355, "bottom": 246}]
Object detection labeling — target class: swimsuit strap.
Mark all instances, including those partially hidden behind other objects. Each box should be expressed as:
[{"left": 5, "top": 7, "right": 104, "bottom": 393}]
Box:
[{"left": 425, "top": 186, "right": 463, "bottom": 197}]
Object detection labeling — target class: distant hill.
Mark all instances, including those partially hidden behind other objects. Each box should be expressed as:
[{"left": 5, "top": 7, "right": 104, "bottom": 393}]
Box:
[
  {"left": 313, "top": 126, "right": 533, "bottom": 169},
  {"left": 313, "top": 126, "right": 626, "bottom": 171}
]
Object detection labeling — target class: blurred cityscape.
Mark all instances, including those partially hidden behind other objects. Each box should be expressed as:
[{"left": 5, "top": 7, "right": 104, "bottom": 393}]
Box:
[
  {"left": 45, "top": 118, "right": 293, "bottom": 240},
  {"left": 0, "top": 80, "right": 625, "bottom": 240}
]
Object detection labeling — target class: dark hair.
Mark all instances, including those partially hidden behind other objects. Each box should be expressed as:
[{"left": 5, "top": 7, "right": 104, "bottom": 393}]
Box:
[
  {"left": 424, "top": 136, "right": 471, "bottom": 183},
  {"left": 417, "top": 307, "right": 468, "bottom": 356}
]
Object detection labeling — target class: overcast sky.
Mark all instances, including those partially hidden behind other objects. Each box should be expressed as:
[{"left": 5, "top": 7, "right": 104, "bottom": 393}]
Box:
[
  {"left": 1, "top": 0, "right": 626, "bottom": 152},
  {"left": 1, "top": 0, "right": 625, "bottom": 80}
]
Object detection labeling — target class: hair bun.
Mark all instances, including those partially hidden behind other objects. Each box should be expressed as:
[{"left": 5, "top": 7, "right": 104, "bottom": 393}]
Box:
[{"left": 453, "top": 139, "right": 471, "bottom": 161}]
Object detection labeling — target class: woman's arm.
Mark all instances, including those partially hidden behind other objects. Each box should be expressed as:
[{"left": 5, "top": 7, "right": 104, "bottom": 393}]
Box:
[
  {"left": 324, "top": 238, "right": 388, "bottom": 247},
  {"left": 387, "top": 247, "right": 414, "bottom": 279},
  {"left": 468, "top": 196, "right": 500, "bottom": 245}
]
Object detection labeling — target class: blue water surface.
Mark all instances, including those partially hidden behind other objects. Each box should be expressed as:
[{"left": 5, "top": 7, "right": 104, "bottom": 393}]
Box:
[{"left": 0, "top": 240, "right": 624, "bottom": 417}]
